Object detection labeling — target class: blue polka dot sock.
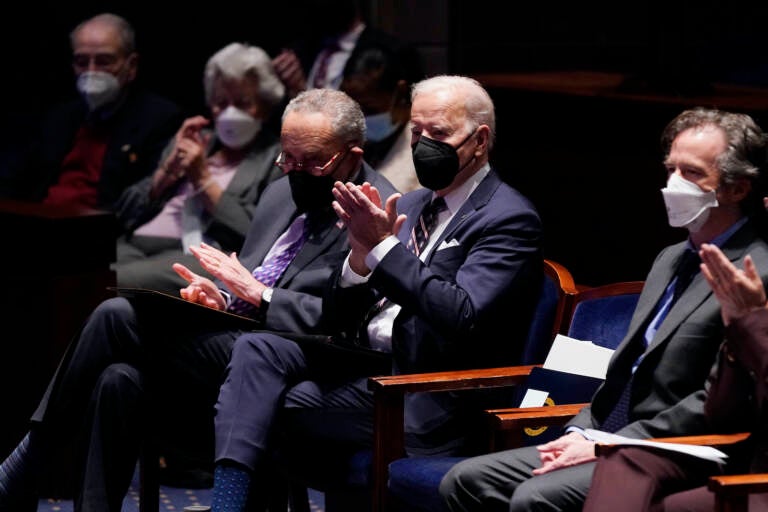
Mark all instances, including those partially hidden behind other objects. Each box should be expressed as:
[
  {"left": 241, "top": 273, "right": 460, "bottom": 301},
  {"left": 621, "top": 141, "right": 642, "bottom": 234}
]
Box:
[
  {"left": 211, "top": 462, "right": 251, "bottom": 512},
  {"left": 0, "top": 431, "right": 41, "bottom": 508}
]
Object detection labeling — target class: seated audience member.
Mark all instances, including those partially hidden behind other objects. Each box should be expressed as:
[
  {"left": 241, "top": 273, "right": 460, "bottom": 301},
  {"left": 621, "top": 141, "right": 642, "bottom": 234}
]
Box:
[
  {"left": 113, "top": 42, "right": 286, "bottom": 294},
  {"left": 0, "top": 13, "right": 182, "bottom": 210},
  {"left": 582, "top": 242, "right": 768, "bottom": 512},
  {"left": 440, "top": 107, "right": 768, "bottom": 512},
  {"left": 0, "top": 88, "right": 397, "bottom": 512},
  {"left": 201, "top": 75, "right": 543, "bottom": 512},
  {"left": 340, "top": 43, "right": 424, "bottom": 192},
  {"left": 272, "top": 0, "right": 423, "bottom": 98}
]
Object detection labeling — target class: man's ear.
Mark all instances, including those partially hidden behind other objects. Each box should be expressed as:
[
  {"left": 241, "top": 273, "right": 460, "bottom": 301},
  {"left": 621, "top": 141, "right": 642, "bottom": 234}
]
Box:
[
  {"left": 723, "top": 177, "right": 751, "bottom": 204},
  {"left": 474, "top": 125, "right": 491, "bottom": 156},
  {"left": 125, "top": 52, "right": 139, "bottom": 82}
]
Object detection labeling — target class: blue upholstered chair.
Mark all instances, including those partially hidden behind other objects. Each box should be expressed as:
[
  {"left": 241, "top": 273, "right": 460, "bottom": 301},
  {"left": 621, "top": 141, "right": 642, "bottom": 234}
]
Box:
[
  {"left": 286, "top": 259, "right": 579, "bottom": 512},
  {"left": 384, "top": 280, "right": 644, "bottom": 512}
]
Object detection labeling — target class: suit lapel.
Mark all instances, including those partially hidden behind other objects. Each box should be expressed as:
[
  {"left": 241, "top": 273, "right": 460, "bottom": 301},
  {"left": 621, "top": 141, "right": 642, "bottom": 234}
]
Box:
[
  {"left": 645, "top": 223, "right": 755, "bottom": 354},
  {"left": 421, "top": 170, "right": 501, "bottom": 261}
]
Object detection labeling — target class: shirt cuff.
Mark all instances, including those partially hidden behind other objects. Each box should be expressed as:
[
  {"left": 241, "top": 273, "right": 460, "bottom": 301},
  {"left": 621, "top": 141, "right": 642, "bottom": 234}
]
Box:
[
  {"left": 565, "top": 426, "right": 593, "bottom": 440},
  {"left": 364, "top": 235, "right": 400, "bottom": 271},
  {"left": 340, "top": 235, "right": 401, "bottom": 287}
]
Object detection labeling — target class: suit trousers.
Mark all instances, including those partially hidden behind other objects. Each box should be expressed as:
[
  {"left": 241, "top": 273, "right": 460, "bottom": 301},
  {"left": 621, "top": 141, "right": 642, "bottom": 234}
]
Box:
[
  {"left": 33, "top": 297, "right": 242, "bottom": 512},
  {"left": 440, "top": 445, "right": 595, "bottom": 512},
  {"left": 214, "top": 332, "right": 376, "bottom": 485},
  {"left": 583, "top": 446, "right": 720, "bottom": 512}
]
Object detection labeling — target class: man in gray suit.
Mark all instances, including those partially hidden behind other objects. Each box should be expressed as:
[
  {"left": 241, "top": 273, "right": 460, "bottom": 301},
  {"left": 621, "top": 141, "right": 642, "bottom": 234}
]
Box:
[
  {"left": 0, "top": 88, "right": 397, "bottom": 512},
  {"left": 440, "top": 107, "right": 768, "bottom": 512}
]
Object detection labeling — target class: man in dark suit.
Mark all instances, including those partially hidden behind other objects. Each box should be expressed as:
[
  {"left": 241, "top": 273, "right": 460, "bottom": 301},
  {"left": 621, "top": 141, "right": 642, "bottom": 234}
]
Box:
[
  {"left": 271, "top": 0, "right": 423, "bottom": 99},
  {"left": 440, "top": 107, "right": 768, "bottom": 512},
  {"left": 0, "top": 88, "right": 396, "bottom": 511},
  {"left": 582, "top": 242, "right": 768, "bottom": 512},
  {"left": 0, "top": 13, "right": 182, "bottom": 210},
  {"left": 202, "top": 74, "right": 543, "bottom": 511}
]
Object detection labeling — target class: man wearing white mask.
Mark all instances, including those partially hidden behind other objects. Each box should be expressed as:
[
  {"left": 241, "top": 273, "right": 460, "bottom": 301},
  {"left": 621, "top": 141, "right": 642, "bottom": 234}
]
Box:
[
  {"left": 0, "top": 13, "right": 182, "bottom": 210},
  {"left": 441, "top": 107, "right": 768, "bottom": 512},
  {"left": 113, "top": 42, "right": 286, "bottom": 295}
]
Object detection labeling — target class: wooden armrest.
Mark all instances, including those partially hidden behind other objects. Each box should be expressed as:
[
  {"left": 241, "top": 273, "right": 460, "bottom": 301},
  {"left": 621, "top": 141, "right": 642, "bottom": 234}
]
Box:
[
  {"left": 709, "top": 473, "right": 768, "bottom": 494},
  {"left": 651, "top": 432, "right": 750, "bottom": 447},
  {"left": 488, "top": 403, "right": 588, "bottom": 431},
  {"left": 485, "top": 403, "right": 587, "bottom": 451},
  {"left": 367, "top": 365, "right": 539, "bottom": 394}
]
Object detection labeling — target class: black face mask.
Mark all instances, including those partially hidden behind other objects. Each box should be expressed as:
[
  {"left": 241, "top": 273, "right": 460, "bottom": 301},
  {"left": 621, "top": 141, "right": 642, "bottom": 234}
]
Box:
[
  {"left": 288, "top": 172, "right": 337, "bottom": 213},
  {"left": 411, "top": 130, "right": 476, "bottom": 190}
]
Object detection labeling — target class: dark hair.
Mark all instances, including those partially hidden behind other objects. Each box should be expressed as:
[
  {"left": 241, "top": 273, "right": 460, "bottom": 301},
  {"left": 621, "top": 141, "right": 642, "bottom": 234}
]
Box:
[{"left": 661, "top": 107, "right": 768, "bottom": 219}]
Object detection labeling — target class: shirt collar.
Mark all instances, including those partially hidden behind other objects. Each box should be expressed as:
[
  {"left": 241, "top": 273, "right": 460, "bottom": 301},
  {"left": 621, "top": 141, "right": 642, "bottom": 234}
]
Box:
[
  {"left": 431, "top": 163, "right": 491, "bottom": 215},
  {"left": 686, "top": 216, "right": 748, "bottom": 251}
]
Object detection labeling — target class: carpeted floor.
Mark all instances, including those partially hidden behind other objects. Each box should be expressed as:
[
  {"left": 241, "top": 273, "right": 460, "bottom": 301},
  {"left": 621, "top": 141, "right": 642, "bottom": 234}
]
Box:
[{"left": 36, "top": 471, "right": 325, "bottom": 512}]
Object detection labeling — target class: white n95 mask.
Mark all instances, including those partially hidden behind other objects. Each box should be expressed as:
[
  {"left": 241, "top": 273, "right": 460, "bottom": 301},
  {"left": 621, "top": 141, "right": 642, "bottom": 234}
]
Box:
[
  {"left": 77, "top": 71, "right": 121, "bottom": 111},
  {"left": 661, "top": 172, "right": 719, "bottom": 232},
  {"left": 215, "top": 106, "right": 261, "bottom": 150}
]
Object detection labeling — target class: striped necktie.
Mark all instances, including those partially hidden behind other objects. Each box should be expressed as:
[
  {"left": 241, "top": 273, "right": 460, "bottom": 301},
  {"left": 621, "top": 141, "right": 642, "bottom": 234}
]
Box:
[{"left": 407, "top": 197, "right": 447, "bottom": 256}]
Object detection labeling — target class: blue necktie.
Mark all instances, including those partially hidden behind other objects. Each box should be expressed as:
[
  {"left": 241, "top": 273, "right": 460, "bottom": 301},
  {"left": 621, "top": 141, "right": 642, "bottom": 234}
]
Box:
[{"left": 600, "top": 249, "right": 701, "bottom": 432}]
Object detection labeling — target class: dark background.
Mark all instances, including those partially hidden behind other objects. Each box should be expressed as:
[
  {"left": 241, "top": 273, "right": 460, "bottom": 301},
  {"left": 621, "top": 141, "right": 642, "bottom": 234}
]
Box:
[{"left": 2, "top": 1, "right": 766, "bottom": 286}]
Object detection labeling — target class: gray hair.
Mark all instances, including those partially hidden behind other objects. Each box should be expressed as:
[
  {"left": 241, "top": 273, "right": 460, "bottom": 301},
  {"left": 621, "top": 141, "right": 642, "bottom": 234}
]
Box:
[
  {"left": 203, "top": 43, "right": 286, "bottom": 111},
  {"left": 70, "top": 13, "right": 135, "bottom": 55},
  {"left": 282, "top": 88, "right": 366, "bottom": 146},
  {"left": 411, "top": 75, "right": 496, "bottom": 151}
]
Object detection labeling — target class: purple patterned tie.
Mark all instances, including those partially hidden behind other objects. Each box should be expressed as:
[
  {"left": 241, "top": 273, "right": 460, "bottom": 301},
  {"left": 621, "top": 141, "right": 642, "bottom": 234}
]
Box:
[{"left": 228, "top": 214, "right": 309, "bottom": 316}]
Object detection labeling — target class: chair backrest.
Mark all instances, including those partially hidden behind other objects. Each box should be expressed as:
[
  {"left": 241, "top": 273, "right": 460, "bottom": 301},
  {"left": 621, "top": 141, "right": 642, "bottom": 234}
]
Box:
[
  {"left": 515, "top": 280, "right": 645, "bottom": 446},
  {"left": 517, "top": 259, "right": 579, "bottom": 365},
  {"left": 566, "top": 280, "right": 645, "bottom": 350}
]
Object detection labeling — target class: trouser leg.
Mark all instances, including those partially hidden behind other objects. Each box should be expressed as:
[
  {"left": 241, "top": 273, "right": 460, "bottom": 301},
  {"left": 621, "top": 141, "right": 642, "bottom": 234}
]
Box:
[
  {"left": 440, "top": 445, "right": 594, "bottom": 512},
  {"left": 214, "top": 333, "right": 312, "bottom": 470},
  {"left": 75, "top": 363, "right": 146, "bottom": 512}
]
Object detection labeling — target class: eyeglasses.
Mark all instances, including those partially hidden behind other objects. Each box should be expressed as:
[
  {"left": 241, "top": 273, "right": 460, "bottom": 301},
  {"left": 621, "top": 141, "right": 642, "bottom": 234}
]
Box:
[
  {"left": 72, "top": 52, "right": 122, "bottom": 70},
  {"left": 275, "top": 149, "right": 346, "bottom": 176}
]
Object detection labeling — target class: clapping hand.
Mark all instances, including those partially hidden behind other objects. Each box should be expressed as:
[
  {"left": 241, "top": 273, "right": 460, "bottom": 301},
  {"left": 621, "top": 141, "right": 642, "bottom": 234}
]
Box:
[
  {"left": 188, "top": 242, "right": 267, "bottom": 309},
  {"left": 172, "top": 262, "right": 226, "bottom": 310},
  {"left": 700, "top": 243, "right": 767, "bottom": 325},
  {"left": 332, "top": 181, "right": 404, "bottom": 275}
]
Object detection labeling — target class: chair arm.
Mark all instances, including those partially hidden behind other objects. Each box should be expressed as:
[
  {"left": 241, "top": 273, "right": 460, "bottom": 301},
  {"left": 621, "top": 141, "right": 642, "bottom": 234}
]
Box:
[
  {"left": 709, "top": 473, "right": 768, "bottom": 494},
  {"left": 485, "top": 403, "right": 588, "bottom": 450},
  {"left": 368, "top": 365, "right": 539, "bottom": 394},
  {"left": 650, "top": 432, "right": 750, "bottom": 447},
  {"left": 367, "top": 365, "right": 538, "bottom": 512}
]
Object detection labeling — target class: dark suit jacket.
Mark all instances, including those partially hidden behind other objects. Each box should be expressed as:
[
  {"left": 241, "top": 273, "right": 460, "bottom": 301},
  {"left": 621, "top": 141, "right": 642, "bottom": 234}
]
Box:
[
  {"left": 567, "top": 221, "right": 768, "bottom": 440},
  {"left": 706, "top": 310, "right": 768, "bottom": 480},
  {"left": 0, "top": 86, "right": 182, "bottom": 209},
  {"left": 327, "top": 168, "right": 543, "bottom": 455},
  {"left": 235, "top": 161, "right": 398, "bottom": 335},
  {"left": 293, "top": 25, "right": 423, "bottom": 89},
  {"left": 115, "top": 129, "right": 283, "bottom": 250}
]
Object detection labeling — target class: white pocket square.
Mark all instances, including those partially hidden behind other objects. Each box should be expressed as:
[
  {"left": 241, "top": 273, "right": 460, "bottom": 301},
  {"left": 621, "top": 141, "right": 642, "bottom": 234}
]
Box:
[{"left": 437, "top": 238, "right": 461, "bottom": 250}]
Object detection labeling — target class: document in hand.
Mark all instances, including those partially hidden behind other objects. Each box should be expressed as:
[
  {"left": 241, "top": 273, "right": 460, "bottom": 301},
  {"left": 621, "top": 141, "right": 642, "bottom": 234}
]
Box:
[{"left": 585, "top": 428, "right": 729, "bottom": 464}]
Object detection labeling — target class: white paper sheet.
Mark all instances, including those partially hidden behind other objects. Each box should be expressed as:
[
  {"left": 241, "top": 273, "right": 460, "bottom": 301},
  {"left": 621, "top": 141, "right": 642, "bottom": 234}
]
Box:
[
  {"left": 542, "top": 334, "right": 615, "bottom": 379},
  {"left": 585, "top": 428, "right": 729, "bottom": 464}
]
